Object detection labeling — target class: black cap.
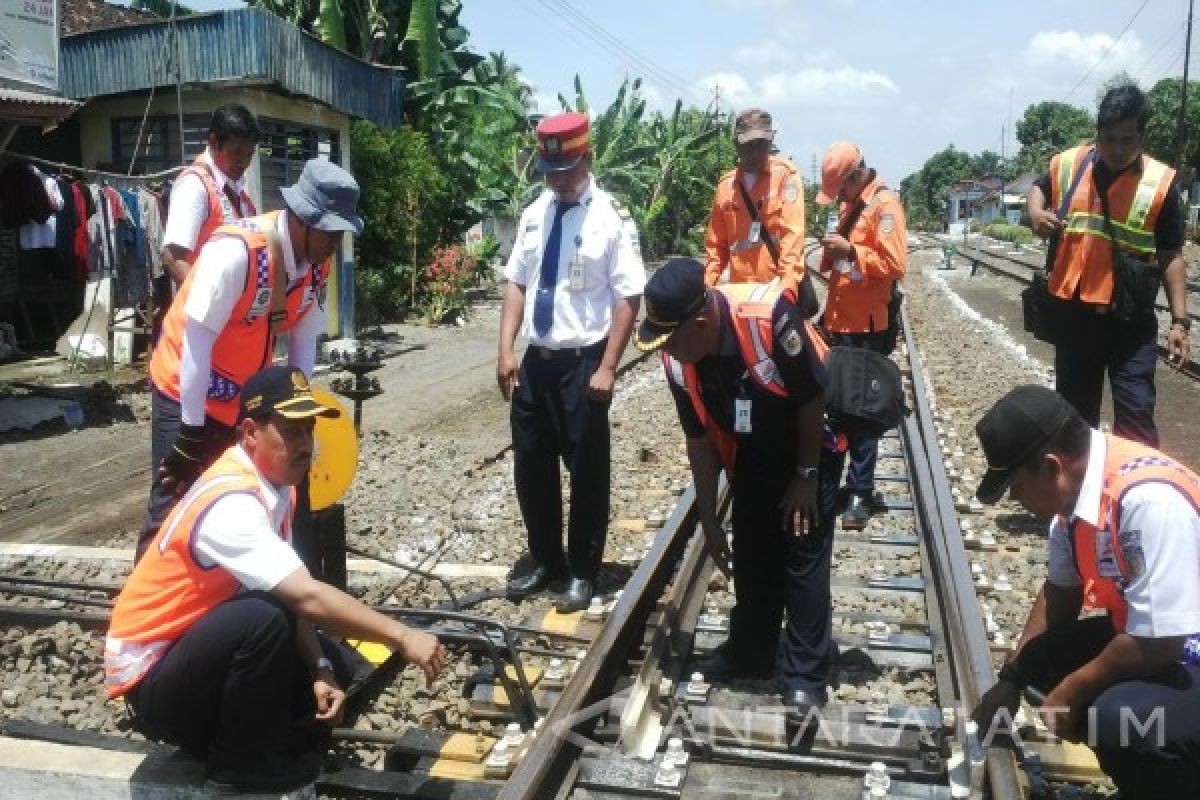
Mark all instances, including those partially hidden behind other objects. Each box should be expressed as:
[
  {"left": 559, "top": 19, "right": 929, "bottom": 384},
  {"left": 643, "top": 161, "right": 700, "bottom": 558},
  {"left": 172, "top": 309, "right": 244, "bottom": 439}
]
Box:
[
  {"left": 238, "top": 366, "right": 340, "bottom": 422},
  {"left": 975, "top": 385, "right": 1076, "bottom": 504},
  {"left": 634, "top": 258, "right": 709, "bottom": 352}
]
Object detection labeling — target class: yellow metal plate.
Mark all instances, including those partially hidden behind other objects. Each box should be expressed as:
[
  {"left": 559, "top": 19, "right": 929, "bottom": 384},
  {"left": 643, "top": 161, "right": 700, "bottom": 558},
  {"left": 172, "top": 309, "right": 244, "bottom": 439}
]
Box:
[
  {"left": 346, "top": 639, "right": 392, "bottom": 666},
  {"left": 309, "top": 387, "right": 357, "bottom": 511},
  {"left": 540, "top": 610, "right": 583, "bottom": 634}
]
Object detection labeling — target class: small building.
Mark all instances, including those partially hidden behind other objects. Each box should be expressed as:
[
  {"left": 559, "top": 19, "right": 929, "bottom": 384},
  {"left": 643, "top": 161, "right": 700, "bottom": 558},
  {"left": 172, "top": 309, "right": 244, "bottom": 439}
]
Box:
[
  {"left": 3, "top": 0, "right": 405, "bottom": 354},
  {"left": 944, "top": 173, "right": 1033, "bottom": 233}
]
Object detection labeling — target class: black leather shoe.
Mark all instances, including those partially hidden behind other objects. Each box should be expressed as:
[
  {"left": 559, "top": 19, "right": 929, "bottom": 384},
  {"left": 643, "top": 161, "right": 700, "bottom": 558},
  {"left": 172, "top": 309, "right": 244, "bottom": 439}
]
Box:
[
  {"left": 556, "top": 578, "right": 593, "bottom": 613},
  {"left": 841, "top": 494, "right": 871, "bottom": 530},
  {"left": 691, "top": 649, "right": 774, "bottom": 682},
  {"left": 507, "top": 565, "right": 554, "bottom": 596},
  {"left": 783, "top": 687, "right": 828, "bottom": 719}
]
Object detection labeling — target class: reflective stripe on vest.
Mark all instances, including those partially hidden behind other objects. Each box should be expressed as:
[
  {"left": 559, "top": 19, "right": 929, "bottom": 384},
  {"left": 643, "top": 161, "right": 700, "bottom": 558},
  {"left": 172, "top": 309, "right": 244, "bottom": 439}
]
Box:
[
  {"left": 1072, "top": 435, "right": 1200, "bottom": 632},
  {"left": 104, "top": 449, "right": 292, "bottom": 698}
]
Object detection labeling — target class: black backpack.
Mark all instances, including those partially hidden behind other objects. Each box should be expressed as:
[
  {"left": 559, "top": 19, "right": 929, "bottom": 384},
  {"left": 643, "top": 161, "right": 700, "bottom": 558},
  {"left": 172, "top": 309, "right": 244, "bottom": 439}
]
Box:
[{"left": 824, "top": 346, "right": 907, "bottom": 438}]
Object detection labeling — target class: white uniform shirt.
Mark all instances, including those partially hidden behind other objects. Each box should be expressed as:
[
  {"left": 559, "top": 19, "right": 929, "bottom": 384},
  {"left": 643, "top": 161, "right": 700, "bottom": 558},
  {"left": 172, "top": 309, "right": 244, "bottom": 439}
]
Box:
[
  {"left": 184, "top": 445, "right": 304, "bottom": 591},
  {"left": 177, "top": 210, "right": 326, "bottom": 424},
  {"left": 1046, "top": 429, "right": 1200, "bottom": 638},
  {"left": 162, "top": 148, "right": 249, "bottom": 254},
  {"left": 503, "top": 177, "right": 645, "bottom": 349}
]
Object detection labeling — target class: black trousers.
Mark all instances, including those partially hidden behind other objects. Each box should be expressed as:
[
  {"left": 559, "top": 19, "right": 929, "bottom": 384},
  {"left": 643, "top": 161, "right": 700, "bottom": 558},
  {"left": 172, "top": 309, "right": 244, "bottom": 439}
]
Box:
[
  {"left": 829, "top": 331, "right": 892, "bottom": 497},
  {"left": 136, "top": 387, "right": 235, "bottom": 562},
  {"left": 510, "top": 344, "right": 610, "bottom": 581},
  {"left": 727, "top": 446, "right": 845, "bottom": 694},
  {"left": 1054, "top": 305, "right": 1159, "bottom": 447},
  {"left": 128, "top": 592, "right": 352, "bottom": 768},
  {"left": 1018, "top": 616, "right": 1200, "bottom": 799}
]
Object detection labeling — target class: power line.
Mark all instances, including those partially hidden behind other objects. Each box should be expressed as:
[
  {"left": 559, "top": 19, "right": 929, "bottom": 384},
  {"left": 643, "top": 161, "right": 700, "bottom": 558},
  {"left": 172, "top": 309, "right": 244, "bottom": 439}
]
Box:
[
  {"left": 1062, "top": 0, "right": 1153, "bottom": 102},
  {"left": 1133, "top": 25, "right": 1184, "bottom": 79},
  {"left": 532, "top": 0, "right": 706, "bottom": 104}
]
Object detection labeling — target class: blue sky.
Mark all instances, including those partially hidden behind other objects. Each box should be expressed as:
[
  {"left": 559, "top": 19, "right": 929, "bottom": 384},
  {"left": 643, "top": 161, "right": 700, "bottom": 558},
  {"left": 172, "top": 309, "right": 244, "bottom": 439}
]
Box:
[{"left": 160, "top": 0, "right": 1191, "bottom": 183}]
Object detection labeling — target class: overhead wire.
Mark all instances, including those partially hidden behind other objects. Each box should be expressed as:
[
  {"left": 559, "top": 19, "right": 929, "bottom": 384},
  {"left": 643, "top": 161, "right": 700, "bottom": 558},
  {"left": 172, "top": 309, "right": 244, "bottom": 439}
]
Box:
[
  {"left": 1062, "top": 0, "right": 1153, "bottom": 102},
  {"left": 531, "top": 0, "right": 706, "bottom": 104},
  {"left": 1133, "top": 26, "right": 1184, "bottom": 80}
]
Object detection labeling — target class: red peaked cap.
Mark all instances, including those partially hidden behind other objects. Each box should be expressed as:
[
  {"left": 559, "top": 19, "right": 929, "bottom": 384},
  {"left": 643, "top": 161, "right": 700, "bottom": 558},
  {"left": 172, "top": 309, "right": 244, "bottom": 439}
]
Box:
[{"left": 535, "top": 111, "right": 591, "bottom": 173}]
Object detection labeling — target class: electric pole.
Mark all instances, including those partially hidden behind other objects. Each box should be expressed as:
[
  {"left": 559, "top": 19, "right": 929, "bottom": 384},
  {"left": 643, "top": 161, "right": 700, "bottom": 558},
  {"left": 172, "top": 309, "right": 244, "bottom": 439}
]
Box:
[
  {"left": 1177, "top": 0, "right": 1194, "bottom": 172},
  {"left": 811, "top": 154, "right": 818, "bottom": 187}
]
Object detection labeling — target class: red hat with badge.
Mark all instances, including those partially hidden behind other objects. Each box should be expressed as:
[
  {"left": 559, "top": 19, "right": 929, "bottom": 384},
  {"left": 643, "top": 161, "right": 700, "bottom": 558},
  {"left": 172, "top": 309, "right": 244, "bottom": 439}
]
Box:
[{"left": 535, "top": 111, "right": 591, "bottom": 173}]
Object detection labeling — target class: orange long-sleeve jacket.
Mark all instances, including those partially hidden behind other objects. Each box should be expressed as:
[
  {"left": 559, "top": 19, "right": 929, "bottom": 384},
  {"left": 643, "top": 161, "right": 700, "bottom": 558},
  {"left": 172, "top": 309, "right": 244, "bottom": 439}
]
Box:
[
  {"left": 820, "top": 175, "right": 907, "bottom": 333},
  {"left": 704, "top": 155, "right": 806, "bottom": 286}
]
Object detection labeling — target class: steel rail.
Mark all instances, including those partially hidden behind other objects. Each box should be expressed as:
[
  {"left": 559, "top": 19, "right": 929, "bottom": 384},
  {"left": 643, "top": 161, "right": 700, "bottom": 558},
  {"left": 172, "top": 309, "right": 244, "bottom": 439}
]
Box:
[
  {"left": 938, "top": 235, "right": 1200, "bottom": 381},
  {"left": 500, "top": 484, "right": 701, "bottom": 799},
  {"left": 898, "top": 305, "right": 1024, "bottom": 800}
]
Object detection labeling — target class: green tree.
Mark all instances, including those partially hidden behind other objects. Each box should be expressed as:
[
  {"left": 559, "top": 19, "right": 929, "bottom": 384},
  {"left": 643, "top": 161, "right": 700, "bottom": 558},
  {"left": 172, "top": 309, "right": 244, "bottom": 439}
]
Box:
[
  {"left": 130, "top": 0, "right": 195, "bottom": 16},
  {"left": 1011, "top": 100, "right": 1094, "bottom": 176},
  {"left": 1145, "top": 77, "right": 1200, "bottom": 175},
  {"left": 900, "top": 145, "right": 975, "bottom": 229}
]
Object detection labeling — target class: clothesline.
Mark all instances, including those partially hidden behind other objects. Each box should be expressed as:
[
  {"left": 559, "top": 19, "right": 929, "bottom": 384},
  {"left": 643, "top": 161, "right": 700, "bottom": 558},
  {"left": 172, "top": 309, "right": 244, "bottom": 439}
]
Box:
[{"left": 3, "top": 152, "right": 185, "bottom": 182}]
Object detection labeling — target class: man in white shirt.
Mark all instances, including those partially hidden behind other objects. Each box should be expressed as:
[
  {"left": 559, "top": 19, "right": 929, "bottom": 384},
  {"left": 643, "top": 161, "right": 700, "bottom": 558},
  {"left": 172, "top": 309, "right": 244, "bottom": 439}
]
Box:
[
  {"left": 496, "top": 111, "right": 645, "bottom": 613},
  {"left": 971, "top": 385, "right": 1200, "bottom": 799},
  {"left": 108, "top": 366, "right": 447, "bottom": 794},
  {"left": 160, "top": 104, "right": 259, "bottom": 287},
  {"left": 138, "top": 159, "right": 360, "bottom": 561}
]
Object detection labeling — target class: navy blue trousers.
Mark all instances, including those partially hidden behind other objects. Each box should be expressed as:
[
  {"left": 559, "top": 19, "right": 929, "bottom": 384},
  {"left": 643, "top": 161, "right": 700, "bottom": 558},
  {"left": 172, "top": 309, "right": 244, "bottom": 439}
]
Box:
[
  {"left": 510, "top": 343, "right": 610, "bottom": 582},
  {"left": 1053, "top": 306, "right": 1159, "bottom": 447},
  {"left": 829, "top": 331, "right": 892, "bottom": 497},
  {"left": 1017, "top": 616, "right": 1200, "bottom": 800},
  {"left": 727, "top": 446, "right": 845, "bottom": 695}
]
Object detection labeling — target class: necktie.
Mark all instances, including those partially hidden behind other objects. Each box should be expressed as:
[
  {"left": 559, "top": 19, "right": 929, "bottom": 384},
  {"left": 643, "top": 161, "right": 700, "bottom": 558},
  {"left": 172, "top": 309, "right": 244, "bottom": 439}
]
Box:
[
  {"left": 222, "top": 185, "right": 243, "bottom": 217},
  {"left": 533, "top": 200, "right": 578, "bottom": 338}
]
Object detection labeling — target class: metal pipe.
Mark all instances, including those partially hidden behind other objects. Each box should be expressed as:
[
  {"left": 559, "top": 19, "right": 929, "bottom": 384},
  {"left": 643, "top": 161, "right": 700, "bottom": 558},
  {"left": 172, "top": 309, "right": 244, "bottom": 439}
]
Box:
[{"left": 348, "top": 544, "right": 461, "bottom": 609}]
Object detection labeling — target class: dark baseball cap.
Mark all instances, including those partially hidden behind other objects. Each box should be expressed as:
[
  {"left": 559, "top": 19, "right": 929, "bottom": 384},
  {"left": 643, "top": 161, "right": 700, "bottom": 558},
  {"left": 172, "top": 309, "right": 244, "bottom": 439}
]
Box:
[
  {"left": 238, "top": 366, "right": 340, "bottom": 422},
  {"left": 975, "top": 385, "right": 1076, "bottom": 504},
  {"left": 735, "top": 108, "right": 774, "bottom": 143},
  {"left": 634, "top": 258, "right": 709, "bottom": 352}
]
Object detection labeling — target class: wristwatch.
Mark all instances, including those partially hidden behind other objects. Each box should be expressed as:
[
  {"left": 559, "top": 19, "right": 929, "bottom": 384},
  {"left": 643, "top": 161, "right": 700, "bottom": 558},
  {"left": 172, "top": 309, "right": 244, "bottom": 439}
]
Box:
[
  {"left": 794, "top": 466, "right": 819, "bottom": 480},
  {"left": 314, "top": 656, "right": 334, "bottom": 673},
  {"left": 1170, "top": 316, "right": 1191, "bottom": 332}
]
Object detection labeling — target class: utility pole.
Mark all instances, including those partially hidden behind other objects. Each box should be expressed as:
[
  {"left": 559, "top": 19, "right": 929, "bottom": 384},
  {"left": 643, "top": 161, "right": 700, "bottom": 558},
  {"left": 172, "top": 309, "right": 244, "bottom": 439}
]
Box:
[
  {"left": 811, "top": 154, "right": 818, "bottom": 187},
  {"left": 1177, "top": 0, "right": 1194, "bottom": 173}
]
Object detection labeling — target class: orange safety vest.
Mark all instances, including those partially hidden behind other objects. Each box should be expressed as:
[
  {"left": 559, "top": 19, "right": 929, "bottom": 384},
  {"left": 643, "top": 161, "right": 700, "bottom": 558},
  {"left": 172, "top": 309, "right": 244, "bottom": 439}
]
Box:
[
  {"left": 177, "top": 155, "right": 257, "bottom": 256},
  {"left": 104, "top": 447, "right": 295, "bottom": 698},
  {"left": 662, "top": 280, "right": 830, "bottom": 475},
  {"left": 1071, "top": 434, "right": 1200, "bottom": 632},
  {"left": 149, "top": 211, "right": 329, "bottom": 426},
  {"left": 1047, "top": 146, "right": 1175, "bottom": 305},
  {"left": 820, "top": 177, "right": 908, "bottom": 333},
  {"left": 704, "top": 155, "right": 807, "bottom": 287}
]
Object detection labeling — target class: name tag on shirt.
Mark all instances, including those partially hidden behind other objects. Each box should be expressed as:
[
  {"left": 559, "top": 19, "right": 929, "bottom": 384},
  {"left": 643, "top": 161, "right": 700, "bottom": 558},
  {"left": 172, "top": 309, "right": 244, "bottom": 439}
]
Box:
[
  {"left": 569, "top": 256, "right": 585, "bottom": 291},
  {"left": 748, "top": 220, "right": 762, "bottom": 243},
  {"left": 735, "top": 397, "right": 753, "bottom": 433},
  {"left": 1096, "top": 530, "right": 1122, "bottom": 579}
]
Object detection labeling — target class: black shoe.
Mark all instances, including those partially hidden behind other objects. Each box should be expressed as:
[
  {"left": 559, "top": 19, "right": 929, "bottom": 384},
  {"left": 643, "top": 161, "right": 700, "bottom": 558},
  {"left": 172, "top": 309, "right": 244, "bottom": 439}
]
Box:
[
  {"left": 556, "top": 578, "right": 593, "bottom": 613},
  {"left": 205, "top": 751, "right": 321, "bottom": 794},
  {"left": 691, "top": 649, "right": 774, "bottom": 682},
  {"left": 507, "top": 565, "right": 555, "bottom": 596},
  {"left": 870, "top": 490, "right": 888, "bottom": 512},
  {"left": 841, "top": 494, "right": 871, "bottom": 530},
  {"left": 783, "top": 687, "right": 828, "bottom": 719}
]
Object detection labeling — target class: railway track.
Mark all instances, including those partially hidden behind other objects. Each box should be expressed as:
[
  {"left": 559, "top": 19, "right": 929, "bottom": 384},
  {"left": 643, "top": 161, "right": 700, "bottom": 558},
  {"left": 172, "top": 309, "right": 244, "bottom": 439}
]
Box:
[
  {"left": 931, "top": 233, "right": 1200, "bottom": 382},
  {"left": 0, "top": 257, "right": 1115, "bottom": 798}
]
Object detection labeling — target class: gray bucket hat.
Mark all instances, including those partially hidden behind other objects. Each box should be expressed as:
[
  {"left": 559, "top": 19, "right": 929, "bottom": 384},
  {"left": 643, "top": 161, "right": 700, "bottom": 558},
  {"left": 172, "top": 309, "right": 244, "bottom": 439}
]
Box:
[{"left": 281, "top": 159, "right": 363, "bottom": 235}]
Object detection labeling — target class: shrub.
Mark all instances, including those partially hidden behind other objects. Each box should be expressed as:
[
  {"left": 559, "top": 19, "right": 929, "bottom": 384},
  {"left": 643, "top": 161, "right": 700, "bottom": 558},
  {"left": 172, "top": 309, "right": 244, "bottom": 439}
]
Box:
[
  {"left": 423, "top": 245, "right": 479, "bottom": 324},
  {"left": 981, "top": 223, "right": 1035, "bottom": 245}
]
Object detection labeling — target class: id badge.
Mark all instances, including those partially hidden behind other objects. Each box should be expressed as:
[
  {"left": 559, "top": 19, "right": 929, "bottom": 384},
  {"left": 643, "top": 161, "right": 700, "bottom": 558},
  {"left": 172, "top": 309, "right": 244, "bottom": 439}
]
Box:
[
  {"left": 568, "top": 256, "right": 585, "bottom": 291},
  {"left": 748, "top": 220, "right": 762, "bottom": 243},
  {"left": 735, "top": 397, "right": 753, "bottom": 433}
]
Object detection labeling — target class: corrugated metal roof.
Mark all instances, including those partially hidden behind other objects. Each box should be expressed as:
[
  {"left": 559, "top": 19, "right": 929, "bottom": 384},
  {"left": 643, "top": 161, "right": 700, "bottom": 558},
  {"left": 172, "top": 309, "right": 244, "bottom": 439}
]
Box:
[
  {"left": 0, "top": 88, "right": 81, "bottom": 108},
  {"left": 60, "top": 8, "right": 405, "bottom": 128}
]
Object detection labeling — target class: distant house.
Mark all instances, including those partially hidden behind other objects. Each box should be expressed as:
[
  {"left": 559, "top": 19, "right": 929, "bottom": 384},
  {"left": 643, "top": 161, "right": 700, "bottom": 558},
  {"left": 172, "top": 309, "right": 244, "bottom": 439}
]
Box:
[
  {"left": 3, "top": 0, "right": 406, "bottom": 349},
  {"left": 945, "top": 173, "right": 1035, "bottom": 233}
]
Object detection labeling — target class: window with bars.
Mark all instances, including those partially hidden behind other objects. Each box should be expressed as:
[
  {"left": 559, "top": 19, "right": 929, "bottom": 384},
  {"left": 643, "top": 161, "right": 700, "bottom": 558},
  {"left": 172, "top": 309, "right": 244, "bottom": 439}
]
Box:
[{"left": 111, "top": 114, "right": 343, "bottom": 208}]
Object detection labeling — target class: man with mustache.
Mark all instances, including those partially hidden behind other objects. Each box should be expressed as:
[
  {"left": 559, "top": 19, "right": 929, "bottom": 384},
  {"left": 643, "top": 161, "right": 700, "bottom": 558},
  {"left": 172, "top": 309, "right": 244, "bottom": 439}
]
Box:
[{"left": 106, "top": 366, "right": 448, "bottom": 794}]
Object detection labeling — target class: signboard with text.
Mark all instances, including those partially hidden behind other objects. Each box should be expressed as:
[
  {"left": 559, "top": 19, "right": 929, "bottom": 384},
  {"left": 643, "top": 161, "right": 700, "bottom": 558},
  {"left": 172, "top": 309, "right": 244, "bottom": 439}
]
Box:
[{"left": 0, "top": 0, "right": 59, "bottom": 90}]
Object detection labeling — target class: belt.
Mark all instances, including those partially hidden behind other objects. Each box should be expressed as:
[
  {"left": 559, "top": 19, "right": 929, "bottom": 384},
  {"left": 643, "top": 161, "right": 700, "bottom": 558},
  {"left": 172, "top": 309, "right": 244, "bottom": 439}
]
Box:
[{"left": 529, "top": 338, "right": 608, "bottom": 360}]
